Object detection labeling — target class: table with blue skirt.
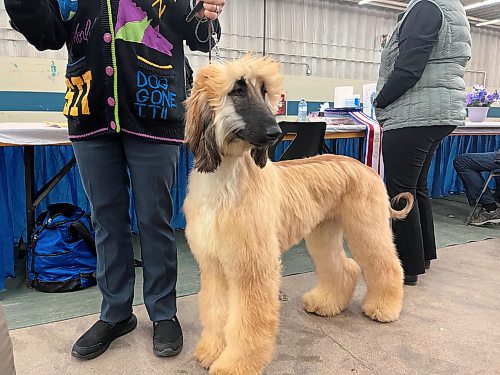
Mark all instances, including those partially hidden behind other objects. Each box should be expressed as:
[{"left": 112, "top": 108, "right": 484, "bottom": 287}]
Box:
[{"left": 1, "top": 122, "right": 499, "bottom": 290}]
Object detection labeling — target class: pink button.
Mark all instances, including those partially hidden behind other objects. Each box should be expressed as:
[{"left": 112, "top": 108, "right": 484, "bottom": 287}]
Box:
[
  {"left": 107, "top": 97, "right": 115, "bottom": 107},
  {"left": 110, "top": 121, "right": 116, "bottom": 130},
  {"left": 105, "top": 66, "right": 114, "bottom": 76},
  {"left": 103, "top": 33, "right": 112, "bottom": 43}
]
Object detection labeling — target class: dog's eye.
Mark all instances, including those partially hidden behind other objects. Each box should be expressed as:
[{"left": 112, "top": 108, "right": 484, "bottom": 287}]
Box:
[
  {"left": 229, "top": 79, "right": 247, "bottom": 96},
  {"left": 261, "top": 85, "right": 267, "bottom": 98}
]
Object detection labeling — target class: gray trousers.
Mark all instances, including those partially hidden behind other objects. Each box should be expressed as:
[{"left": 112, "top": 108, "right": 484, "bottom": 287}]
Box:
[
  {"left": 0, "top": 304, "right": 15, "bottom": 375},
  {"left": 72, "top": 134, "right": 180, "bottom": 323}
]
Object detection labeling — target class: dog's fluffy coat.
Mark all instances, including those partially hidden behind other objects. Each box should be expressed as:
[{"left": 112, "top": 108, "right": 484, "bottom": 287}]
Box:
[{"left": 184, "top": 56, "right": 413, "bottom": 375}]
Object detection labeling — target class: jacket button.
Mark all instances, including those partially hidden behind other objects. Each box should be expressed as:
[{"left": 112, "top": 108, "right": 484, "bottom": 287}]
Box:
[
  {"left": 107, "top": 97, "right": 115, "bottom": 107},
  {"left": 105, "top": 66, "right": 114, "bottom": 76},
  {"left": 110, "top": 121, "right": 117, "bottom": 130},
  {"left": 103, "top": 33, "right": 112, "bottom": 43}
]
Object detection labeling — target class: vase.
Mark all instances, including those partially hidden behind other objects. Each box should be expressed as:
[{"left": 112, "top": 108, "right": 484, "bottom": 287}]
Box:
[{"left": 467, "top": 107, "right": 489, "bottom": 122}]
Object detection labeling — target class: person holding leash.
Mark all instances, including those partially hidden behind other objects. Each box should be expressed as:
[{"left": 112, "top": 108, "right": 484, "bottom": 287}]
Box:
[{"left": 5, "top": 0, "right": 225, "bottom": 359}]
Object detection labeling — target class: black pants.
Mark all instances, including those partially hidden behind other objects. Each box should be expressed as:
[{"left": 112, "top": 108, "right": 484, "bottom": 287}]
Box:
[{"left": 383, "top": 126, "right": 455, "bottom": 276}]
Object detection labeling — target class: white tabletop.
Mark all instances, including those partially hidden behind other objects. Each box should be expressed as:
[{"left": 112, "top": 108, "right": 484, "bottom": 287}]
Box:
[
  {"left": 453, "top": 121, "right": 500, "bottom": 135},
  {"left": 323, "top": 121, "right": 500, "bottom": 135},
  {"left": 0, "top": 122, "right": 368, "bottom": 146},
  {"left": 1, "top": 121, "right": 499, "bottom": 147},
  {"left": 464, "top": 121, "right": 500, "bottom": 126},
  {"left": 326, "top": 124, "right": 366, "bottom": 133},
  {"left": 0, "top": 122, "right": 70, "bottom": 146}
]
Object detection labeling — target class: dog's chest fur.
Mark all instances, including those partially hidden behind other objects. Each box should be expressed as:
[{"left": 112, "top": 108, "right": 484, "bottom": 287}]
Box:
[
  {"left": 189, "top": 157, "right": 247, "bottom": 204},
  {"left": 184, "top": 157, "right": 257, "bottom": 257}
]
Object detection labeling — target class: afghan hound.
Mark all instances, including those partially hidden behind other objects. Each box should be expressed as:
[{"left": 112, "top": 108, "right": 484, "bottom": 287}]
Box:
[{"left": 183, "top": 55, "right": 413, "bottom": 375}]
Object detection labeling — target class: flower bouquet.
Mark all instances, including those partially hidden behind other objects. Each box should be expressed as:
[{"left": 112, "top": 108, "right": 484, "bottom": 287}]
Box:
[{"left": 466, "top": 85, "right": 499, "bottom": 122}]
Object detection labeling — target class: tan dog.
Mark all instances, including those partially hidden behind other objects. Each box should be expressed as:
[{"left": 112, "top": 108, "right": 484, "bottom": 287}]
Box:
[{"left": 184, "top": 56, "right": 413, "bottom": 375}]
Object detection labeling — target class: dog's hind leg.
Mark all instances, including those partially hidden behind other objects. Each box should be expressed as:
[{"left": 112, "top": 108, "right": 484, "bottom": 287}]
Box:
[
  {"left": 303, "top": 220, "right": 361, "bottom": 317},
  {"left": 208, "top": 247, "right": 281, "bottom": 375},
  {"left": 343, "top": 213, "right": 404, "bottom": 323},
  {"left": 195, "top": 256, "right": 229, "bottom": 369}
]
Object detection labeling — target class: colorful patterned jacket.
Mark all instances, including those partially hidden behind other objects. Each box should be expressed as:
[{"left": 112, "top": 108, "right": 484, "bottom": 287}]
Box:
[{"left": 5, "top": 0, "right": 219, "bottom": 143}]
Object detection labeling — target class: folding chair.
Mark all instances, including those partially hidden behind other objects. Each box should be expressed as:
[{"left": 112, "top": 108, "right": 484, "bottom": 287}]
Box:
[{"left": 269, "top": 121, "right": 326, "bottom": 161}]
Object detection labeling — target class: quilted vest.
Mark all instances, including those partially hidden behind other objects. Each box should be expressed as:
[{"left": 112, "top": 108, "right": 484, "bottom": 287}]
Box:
[{"left": 376, "top": 0, "right": 472, "bottom": 131}]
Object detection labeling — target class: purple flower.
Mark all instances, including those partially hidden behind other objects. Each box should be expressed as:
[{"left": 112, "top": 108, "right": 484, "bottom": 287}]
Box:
[
  {"left": 467, "top": 86, "right": 499, "bottom": 107},
  {"left": 466, "top": 93, "right": 474, "bottom": 106}
]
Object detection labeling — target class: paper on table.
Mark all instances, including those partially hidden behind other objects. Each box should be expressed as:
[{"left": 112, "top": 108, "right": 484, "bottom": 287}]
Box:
[
  {"left": 334, "top": 86, "right": 353, "bottom": 108},
  {"left": 363, "top": 83, "right": 377, "bottom": 119}
]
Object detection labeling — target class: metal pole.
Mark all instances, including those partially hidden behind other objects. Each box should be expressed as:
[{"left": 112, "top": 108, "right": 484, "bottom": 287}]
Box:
[
  {"left": 24, "top": 146, "right": 35, "bottom": 240},
  {"left": 263, "top": 0, "right": 267, "bottom": 56}
]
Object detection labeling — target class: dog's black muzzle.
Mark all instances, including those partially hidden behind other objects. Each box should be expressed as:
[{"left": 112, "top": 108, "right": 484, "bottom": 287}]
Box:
[
  {"left": 231, "top": 83, "right": 282, "bottom": 147},
  {"left": 237, "top": 118, "right": 282, "bottom": 147}
]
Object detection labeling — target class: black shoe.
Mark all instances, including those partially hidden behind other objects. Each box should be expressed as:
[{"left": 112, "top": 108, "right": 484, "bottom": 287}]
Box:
[
  {"left": 424, "top": 260, "right": 431, "bottom": 270},
  {"left": 71, "top": 314, "right": 137, "bottom": 360},
  {"left": 404, "top": 274, "right": 418, "bottom": 286},
  {"left": 153, "top": 317, "right": 183, "bottom": 357}
]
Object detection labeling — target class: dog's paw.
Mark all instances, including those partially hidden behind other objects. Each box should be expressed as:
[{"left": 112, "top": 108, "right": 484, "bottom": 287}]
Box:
[
  {"left": 208, "top": 358, "right": 238, "bottom": 375},
  {"left": 209, "top": 350, "right": 265, "bottom": 375},
  {"left": 303, "top": 288, "right": 347, "bottom": 317},
  {"left": 362, "top": 282, "right": 403, "bottom": 323},
  {"left": 208, "top": 367, "right": 237, "bottom": 375},
  {"left": 195, "top": 337, "right": 225, "bottom": 369},
  {"left": 362, "top": 299, "right": 401, "bottom": 323},
  {"left": 209, "top": 361, "right": 261, "bottom": 375}
]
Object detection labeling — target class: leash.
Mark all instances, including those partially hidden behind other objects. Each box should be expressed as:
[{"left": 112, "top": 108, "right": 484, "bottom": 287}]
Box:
[
  {"left": 188, "top": 1, "right": 223, "bottom": 65},
  {"left": 209, "top": 21, "right": 223, "bottom": 64}
]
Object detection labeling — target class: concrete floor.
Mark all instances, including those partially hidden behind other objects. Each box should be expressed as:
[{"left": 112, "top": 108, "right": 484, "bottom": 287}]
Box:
[{"left": 8, "top": 238, "right": 500, "bottom": 375}]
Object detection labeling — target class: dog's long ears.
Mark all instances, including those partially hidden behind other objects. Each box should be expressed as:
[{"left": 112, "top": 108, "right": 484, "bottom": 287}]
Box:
[
  {"left": 185, "top": 86, "right": 222, "bottom": 173},
  {"left": 194, "top": 117, "right": 222, "bottom": 173},
  {"left": 251, "top": 147, "right": 269, "bottom": 169}
]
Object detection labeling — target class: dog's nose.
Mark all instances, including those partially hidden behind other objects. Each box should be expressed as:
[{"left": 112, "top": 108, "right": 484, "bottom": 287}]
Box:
[{"left": 266, "top": 126, "right": 282, "bottom": 141}]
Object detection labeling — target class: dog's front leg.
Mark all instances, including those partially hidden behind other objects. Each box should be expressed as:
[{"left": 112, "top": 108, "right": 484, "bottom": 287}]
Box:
[
  {"left": 196, "top": 256, "right": 229, "bottom": 368},
  {"left": 209, "top": 250, "right": 281, "bottom": 375}
]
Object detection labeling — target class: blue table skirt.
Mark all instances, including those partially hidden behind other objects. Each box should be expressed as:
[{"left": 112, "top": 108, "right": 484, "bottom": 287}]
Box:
[{"left": 1, "top": 134, "right": 499, "bottom": 290}]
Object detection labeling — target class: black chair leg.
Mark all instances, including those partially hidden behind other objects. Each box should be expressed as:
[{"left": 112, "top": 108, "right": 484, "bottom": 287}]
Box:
[
  {"left": 322, "top": 142, "right": 332, "bottom": 154},
  {"left": 331, "top": 139, "right": 337, "bottom": 155}
]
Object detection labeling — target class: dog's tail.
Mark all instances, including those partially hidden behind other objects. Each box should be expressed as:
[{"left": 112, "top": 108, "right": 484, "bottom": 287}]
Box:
[{"left": 389, "top": 192, "right": 414, "bottom": 220}]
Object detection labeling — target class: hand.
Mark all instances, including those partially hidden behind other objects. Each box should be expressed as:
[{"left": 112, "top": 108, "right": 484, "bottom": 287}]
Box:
[{"left": 197, "top": 0, "right": 225, "bottom": 20}]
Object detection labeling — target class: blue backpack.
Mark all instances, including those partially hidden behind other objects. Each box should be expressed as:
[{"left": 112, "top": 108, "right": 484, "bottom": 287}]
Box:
[{"left": 27, "top": 203, "right": 97, "bottom": 293}]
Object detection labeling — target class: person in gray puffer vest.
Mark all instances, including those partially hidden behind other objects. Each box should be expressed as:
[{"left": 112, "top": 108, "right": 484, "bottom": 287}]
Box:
[{"left": 374, "top": 0, "right": 471, "bottom": 286}]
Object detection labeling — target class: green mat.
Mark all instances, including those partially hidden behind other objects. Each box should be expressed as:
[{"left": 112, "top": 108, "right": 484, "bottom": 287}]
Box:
[{"left": 2, "top": 195, "right": 498, "bottom": 330}]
